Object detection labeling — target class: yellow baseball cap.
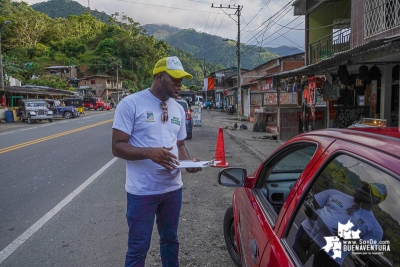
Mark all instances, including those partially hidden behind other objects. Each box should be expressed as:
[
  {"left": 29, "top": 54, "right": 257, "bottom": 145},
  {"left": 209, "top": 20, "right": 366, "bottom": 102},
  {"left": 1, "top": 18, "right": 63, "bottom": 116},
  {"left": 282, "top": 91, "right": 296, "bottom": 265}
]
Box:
[
  {"left": 362, "top": 181, "right": 388, "bottom": 202},
  {"left": 153, "top": 56, "right": 193, "bottom": 79}
]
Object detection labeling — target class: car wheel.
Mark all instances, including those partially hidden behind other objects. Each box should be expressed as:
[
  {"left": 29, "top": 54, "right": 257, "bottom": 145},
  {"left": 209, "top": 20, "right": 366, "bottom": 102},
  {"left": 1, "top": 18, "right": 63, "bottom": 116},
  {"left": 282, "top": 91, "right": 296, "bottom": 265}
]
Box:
[
  {"left": 224, "top": 206, "right": 242, "bottom": 266},
  {"left": 27, "top": 115, "right": 33, "bottom": 124},
  {"left": 20, "top": 116, "right": 25, "bottom": 122},
  {"left": 186, "top": 132, "right": 192, "bottom": 140},
  {"left": 64, "top": 111, "right": 72, "bottom": 119},
  {"left": 48, "top": 118, "right": 53, "bottom": 122},
  {"left": 99, "top": 107, "right": 103, "bottom": 111}
]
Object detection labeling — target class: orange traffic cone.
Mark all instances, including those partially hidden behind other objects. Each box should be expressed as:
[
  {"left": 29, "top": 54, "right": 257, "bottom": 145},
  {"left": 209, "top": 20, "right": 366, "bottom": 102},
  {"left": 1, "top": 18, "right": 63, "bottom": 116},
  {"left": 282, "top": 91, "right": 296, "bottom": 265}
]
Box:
[{"left": 212, "top": 127, "right": 229, "bottom": 167}]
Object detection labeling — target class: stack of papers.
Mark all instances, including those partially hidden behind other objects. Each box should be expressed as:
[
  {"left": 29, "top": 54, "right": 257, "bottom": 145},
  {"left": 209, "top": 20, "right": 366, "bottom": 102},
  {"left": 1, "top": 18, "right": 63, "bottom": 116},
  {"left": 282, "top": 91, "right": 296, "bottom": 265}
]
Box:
[{"left": 177, "top": 160, "right": 220, "bottom": 168}]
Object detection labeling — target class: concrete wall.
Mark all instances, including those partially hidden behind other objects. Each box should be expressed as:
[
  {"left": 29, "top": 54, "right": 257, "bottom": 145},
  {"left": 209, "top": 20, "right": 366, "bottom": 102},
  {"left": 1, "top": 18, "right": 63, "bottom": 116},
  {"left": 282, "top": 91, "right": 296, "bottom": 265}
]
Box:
[
  {"left": 264, "top": 92, "right": 298, "bottom": 105},
  {"left": 309, "top": 0, "right": 351, "bottom": 45},
  {"left": 279, "top": 106, "right": 326, "bottom": 141}
]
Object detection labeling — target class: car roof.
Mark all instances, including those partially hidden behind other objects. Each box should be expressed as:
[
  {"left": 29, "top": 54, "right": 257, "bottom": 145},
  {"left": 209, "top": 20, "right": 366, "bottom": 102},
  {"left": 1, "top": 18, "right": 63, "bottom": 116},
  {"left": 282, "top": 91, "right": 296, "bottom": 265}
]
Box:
[
  {"left": 298, "top": 128, "right": 400, "bottom": 158},
  {"left": 20, "top": 98, "right": 46, "bottom": 101},
  {"left": 175, "top": 99, "right": 188, "bottom": 110}
]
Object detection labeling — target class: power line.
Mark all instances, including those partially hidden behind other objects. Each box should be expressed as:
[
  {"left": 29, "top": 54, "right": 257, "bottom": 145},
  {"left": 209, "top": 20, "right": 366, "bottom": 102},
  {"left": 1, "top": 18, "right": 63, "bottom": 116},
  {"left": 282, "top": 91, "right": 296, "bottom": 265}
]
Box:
[
  {"left": 114, "top": 0, "right": 216, "bottom": 13},
  {"left": 212, "top": 3, "right": 243, "bottom": 118}
]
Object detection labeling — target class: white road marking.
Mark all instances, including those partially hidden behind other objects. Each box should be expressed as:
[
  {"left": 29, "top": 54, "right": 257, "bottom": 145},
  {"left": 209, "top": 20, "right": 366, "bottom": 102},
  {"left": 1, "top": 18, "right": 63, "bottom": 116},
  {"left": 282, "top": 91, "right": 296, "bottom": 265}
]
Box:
[
  {"left": 0, "top": 157, "right": 119, "bottom": 264},
  {"left": 20, "top": 127, "right": 37, "bottom": 131}
]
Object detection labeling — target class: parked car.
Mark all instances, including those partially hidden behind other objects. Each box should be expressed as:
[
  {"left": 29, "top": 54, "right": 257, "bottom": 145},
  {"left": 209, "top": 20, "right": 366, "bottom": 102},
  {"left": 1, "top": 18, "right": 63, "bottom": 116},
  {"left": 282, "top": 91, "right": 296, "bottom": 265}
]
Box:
[
  {"left": 17, "top": 99, "right": 53, "bottom": 124},
  {"left": 348, "top": 118, "right": 387, "bottom": 128},
  {"left": 44, "top": 99, "right": 79, "bottom": 119},
  {"left": 178, "top": 90, "right": 195, "bottom": 106},
  {"left": 61, "top": 97, "right": 85, "bottom": 116},
  {"left": 218, "top": 128, "right": 400, "bottom": 267},
  {"left": 83, "top": 97, "right": 111, "bottom": 111},
  {"left": 175, "top": 99, "right": 193, "bottom": 140},
  {"left": 195, "top": 95, "right": 204, "bottom": 108}
]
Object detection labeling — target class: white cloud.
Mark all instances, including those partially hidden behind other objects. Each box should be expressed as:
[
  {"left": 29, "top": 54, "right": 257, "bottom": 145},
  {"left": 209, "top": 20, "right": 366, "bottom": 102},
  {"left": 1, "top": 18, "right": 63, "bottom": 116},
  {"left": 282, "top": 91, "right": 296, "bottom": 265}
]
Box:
[{"left": 17, "top": 0, "right": 304, "bottom": 49}]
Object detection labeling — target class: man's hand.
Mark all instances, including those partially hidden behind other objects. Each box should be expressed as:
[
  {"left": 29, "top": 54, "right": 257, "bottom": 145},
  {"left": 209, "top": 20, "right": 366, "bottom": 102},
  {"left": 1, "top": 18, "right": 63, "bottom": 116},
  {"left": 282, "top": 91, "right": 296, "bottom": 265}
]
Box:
[
  {"left": 185, "top": 158, "right": 202, "bottom": 173},
  {"left": 151, "top": 146, "right": 179, "bottom": 170}
]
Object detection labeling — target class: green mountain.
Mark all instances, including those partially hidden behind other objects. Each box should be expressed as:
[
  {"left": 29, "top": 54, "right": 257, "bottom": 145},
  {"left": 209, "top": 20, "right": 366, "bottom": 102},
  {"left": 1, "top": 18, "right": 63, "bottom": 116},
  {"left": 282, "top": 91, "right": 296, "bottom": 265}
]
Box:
[
  {"left": 267, "top": 46, "right": 304, "bottom": 57},
  {"left": 31, "top": 0, "right": 110, "bottom": 23},
  {"left": 143, "top": 24, "right": 181, "bottom": 39},
  {"left": 142, "top": 24, "right": 303, "bottom": 70},
  {"left": 26, "top": 0, "right": 303, "bottom": 71}
]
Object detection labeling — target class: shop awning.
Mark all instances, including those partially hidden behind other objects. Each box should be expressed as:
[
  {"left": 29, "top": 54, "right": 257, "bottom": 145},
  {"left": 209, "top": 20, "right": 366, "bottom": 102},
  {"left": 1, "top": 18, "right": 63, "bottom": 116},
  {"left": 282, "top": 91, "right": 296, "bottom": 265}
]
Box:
[{"left": 224, "top": 91, "right": 235, "bottom": 97}]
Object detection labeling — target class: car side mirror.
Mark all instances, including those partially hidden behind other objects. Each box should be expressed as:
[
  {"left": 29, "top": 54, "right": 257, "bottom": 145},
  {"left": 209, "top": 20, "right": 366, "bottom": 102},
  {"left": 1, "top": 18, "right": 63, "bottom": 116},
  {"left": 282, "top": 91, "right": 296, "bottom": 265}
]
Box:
[{"left": 218, "top": 168, "right": 247, "bottom": 187}]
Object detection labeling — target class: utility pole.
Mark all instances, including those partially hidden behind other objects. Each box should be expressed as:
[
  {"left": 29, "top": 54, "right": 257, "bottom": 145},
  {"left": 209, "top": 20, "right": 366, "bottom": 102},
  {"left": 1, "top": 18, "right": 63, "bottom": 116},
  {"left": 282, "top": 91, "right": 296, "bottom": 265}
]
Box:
[
  {"left": 203, "top": 58, "right": 206, "bottom": 101},
  {"left": 112, "top": 65, "right": 122, "bottom": 102},
  {"left": 212, "top": 4, "right": 243, "bottom": 118},
  {"left": 87, "top": 0, "right": 90, "bottom": 14},
  {"left": 0, "top": 20, "right": 11, "bottom": 91}
]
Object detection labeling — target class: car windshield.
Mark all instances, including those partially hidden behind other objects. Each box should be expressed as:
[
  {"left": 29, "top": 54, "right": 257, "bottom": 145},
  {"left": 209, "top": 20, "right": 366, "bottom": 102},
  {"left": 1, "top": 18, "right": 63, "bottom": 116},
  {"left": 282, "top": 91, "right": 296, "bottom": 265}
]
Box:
[{"left": 26, "top": 101, "right": 46, "bottom": 107}]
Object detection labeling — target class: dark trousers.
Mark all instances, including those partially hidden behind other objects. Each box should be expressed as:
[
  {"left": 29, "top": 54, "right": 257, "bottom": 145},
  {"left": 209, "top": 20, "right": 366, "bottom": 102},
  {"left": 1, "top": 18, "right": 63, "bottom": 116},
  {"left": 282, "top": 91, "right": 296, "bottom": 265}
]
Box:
[
  {"left": 125, "top": 188, "right": 182, "bottom": 267},
  {"left": 292, "top": 225, "right": 340, "bottom": 267}
]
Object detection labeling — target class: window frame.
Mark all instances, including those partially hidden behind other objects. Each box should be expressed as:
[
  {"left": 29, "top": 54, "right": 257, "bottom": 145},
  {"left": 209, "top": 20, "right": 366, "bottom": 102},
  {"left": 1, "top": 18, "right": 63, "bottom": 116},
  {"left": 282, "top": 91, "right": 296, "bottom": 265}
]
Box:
[
  {"left": 281, "top": 150, "right": 400, "bottom": 266},
  {"left": 252, "top": 142, "right": 319, "bottom": 226}
]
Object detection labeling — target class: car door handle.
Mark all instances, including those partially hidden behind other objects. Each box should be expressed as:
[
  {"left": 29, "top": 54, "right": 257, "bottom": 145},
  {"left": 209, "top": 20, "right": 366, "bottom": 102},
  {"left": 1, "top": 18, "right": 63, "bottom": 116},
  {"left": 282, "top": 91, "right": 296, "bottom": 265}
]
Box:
[{"left": 250, "top": 239, "right": 258, "bottom": 264}]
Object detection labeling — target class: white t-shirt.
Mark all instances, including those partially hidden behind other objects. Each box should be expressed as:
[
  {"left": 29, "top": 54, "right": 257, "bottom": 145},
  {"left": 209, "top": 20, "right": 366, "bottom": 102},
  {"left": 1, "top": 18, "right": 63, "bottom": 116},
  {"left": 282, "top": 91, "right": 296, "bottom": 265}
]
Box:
[
  {"left": 112, "top": 89, "right": 187, "bottom": 195},
  {"left": 302, "top": 189, "right": 383, "bottom": 264}
]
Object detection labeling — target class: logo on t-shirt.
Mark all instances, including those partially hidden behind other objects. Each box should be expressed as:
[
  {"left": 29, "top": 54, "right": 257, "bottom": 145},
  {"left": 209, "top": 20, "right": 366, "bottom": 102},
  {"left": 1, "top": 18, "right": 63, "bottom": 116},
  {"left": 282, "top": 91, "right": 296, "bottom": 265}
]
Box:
[
  {"left": 330, "top": 198, "right": 344, "bottom": 208},
  {"left": 171, "top": 117, "right": 180, "bottom": 126},
  {"left": 146, "top": 112, "right": 155, "bottom": 122}
]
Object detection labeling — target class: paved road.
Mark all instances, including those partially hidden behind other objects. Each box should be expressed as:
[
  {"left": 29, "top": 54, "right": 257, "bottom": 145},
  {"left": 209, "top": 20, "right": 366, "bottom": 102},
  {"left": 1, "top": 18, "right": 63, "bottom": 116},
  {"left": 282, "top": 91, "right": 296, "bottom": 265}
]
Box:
[{"left": 0, "top": 108, "right": 284, "bottom": 267}]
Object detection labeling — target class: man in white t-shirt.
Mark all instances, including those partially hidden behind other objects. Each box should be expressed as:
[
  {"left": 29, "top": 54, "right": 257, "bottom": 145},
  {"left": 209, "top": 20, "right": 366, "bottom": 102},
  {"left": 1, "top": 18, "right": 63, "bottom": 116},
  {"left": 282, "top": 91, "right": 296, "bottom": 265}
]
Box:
[
  {"left": 112, "top": 56, "right": 202, "bottom": 267},
  {"left": 292, "top": 181, "right": 387, "bottom": 266}
]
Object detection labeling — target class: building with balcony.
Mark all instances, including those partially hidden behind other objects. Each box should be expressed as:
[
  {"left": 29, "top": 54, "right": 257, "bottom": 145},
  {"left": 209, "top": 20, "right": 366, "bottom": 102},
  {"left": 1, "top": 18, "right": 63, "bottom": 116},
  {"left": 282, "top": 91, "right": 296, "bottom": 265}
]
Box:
[
  {"left": 78, "top": 75, "right": 124, "bottom": 100},
  {"left": 45, "top": 66, "right": 78, "bottom": 80},
  {"left": 262, "top": 0, "right": 400, "bottom": 140}
]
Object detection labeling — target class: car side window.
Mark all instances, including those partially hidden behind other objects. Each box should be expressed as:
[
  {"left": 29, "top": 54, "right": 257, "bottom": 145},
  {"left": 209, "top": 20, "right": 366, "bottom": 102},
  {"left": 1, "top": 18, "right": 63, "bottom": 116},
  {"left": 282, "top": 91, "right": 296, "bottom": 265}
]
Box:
[
  {"left": 258, "top": 144, "right": 317, "bottom": 215},
  {"left": 285, "top": 154, "right": 400, "bottom": 267}
]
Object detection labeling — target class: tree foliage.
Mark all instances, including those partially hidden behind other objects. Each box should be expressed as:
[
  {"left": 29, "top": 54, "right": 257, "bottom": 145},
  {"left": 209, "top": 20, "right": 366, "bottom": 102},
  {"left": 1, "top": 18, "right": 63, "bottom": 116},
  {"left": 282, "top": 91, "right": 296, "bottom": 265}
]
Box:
[
  {"left": 28, "top": 75, "right": 69, "bottom": 90},
  {"left": 0, "top": 1, "right": 227, "bottom": 91},
  {"left": 31, "top": 0, "right": 110, "bottom": 24},
  {"left": 62, "top": 39, "right": 87, "bottom": 58}
]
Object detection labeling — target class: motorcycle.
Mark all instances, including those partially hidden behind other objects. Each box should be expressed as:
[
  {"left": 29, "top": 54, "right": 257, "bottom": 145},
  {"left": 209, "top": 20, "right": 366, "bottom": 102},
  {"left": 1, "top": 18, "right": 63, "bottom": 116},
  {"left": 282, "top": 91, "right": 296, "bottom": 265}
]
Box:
[{"left": 226, "top": 105, "right": 235, "bottom": 115}]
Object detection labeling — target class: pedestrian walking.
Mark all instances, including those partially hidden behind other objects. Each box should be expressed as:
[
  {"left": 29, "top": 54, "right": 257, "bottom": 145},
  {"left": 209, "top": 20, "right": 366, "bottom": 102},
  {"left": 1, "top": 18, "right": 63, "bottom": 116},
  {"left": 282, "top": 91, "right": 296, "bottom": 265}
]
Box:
[{"left": 111, "top": 56, "right": 202, "bottom": 267}]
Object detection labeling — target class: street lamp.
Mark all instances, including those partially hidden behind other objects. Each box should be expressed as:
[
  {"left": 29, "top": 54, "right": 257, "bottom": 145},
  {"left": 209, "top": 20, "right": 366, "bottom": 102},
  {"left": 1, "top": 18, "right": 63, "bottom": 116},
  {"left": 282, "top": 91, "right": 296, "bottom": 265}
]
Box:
[
  {"left": 0, "top": 20, "right": 11, "bottom": 90},
  {"left": 112, "top": 65, "right": 122, "bottom": 102}
]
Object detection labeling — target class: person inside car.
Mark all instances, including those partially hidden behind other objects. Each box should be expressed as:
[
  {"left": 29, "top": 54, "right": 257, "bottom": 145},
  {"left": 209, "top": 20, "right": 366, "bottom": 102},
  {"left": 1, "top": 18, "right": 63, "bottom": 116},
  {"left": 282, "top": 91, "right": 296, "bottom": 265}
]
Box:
[{"left": 292, "top": 181, "right": 387, "bottom": 267}]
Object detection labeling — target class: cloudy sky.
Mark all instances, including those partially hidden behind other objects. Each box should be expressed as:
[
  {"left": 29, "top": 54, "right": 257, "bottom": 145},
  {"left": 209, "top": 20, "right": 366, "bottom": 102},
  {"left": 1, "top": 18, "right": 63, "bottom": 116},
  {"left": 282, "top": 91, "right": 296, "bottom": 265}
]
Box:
[{"left": 18, "top": 0, "right": 305, "bottom": 49}]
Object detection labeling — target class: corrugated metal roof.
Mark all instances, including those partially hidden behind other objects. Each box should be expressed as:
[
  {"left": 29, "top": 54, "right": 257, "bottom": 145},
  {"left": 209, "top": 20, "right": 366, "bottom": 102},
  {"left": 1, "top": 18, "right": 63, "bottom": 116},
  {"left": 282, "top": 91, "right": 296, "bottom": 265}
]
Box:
[
  {"left": 45, "top": 66, "right": 76, "bottom": 69},
  {"left": 4, "top": 86, "right": 76, "bottom": 97}
]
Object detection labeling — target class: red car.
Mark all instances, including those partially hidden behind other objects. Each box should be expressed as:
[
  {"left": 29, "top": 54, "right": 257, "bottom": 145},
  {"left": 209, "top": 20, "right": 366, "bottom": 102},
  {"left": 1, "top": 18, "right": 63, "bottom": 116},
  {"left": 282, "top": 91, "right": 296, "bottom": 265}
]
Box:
[
  {"left": 83, "top": 97, "right": 112, "bottom": 111},
  {"left": 218, "top": 128, "right": 400, "bottom": 267}
]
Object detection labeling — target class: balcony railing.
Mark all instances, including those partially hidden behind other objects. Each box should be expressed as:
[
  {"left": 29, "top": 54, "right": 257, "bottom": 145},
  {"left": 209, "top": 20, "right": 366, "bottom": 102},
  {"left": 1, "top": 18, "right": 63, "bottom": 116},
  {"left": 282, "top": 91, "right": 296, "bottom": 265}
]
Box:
[{"left": 309, "top": 28, "right": 351, "bottom": 64}]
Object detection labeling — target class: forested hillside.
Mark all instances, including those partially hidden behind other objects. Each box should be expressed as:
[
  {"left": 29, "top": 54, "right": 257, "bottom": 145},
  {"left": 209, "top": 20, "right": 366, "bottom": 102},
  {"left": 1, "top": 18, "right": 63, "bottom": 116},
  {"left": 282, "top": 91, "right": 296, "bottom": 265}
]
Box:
[
  {"left": 1, "top": 0, "right": 302, "bottom": 91},
  {"left": 28, "top": 0, "right": 302, "bottom": 70},
  {"left": 31, "top": 0, "right": 110, "bottom": 23},
  {"left": 164, "top": 29, "right": 277, "bottom": 70},
  {"left": 0, "top": 0, "right": 223, "bottom": 91},
  {"left": 143, "top": 24, "right": 303, "bottom": 69}
]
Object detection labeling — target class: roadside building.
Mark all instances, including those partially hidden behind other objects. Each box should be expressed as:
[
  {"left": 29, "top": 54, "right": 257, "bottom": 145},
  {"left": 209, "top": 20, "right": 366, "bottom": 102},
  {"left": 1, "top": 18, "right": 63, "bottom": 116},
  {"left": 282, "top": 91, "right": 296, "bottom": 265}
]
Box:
[
  {"left": 78, "top": 75, "right": 124, "bottom": 100},
  {"left": 216, "top": 0, "right": 400, "bottom": 141}
]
